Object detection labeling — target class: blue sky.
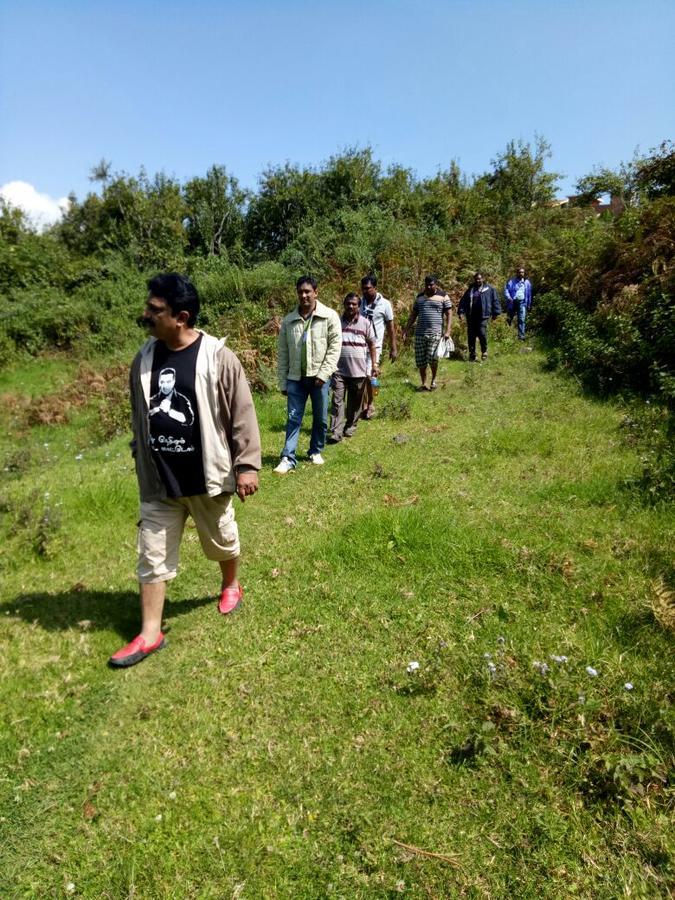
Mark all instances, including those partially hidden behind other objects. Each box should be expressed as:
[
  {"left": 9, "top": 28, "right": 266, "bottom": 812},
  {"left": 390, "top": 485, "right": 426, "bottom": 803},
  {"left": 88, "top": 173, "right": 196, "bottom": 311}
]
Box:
[{"left": 1, "top": 0, "right": 673, "bottom": 223}]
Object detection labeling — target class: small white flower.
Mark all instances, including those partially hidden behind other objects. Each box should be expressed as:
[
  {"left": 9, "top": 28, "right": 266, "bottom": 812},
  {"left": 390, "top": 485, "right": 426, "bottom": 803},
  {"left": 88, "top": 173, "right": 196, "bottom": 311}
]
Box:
[
  {"left": 65, "top": 884, "right": 75, "bottom": 894},
  {"left": 75, "top": 454, "right": 83, "bottom": 461},
  {"left": 155, "top": 814, "right": 162, "bottom": 822},
  {"left": 624, "top": 682, "right": 634, "bottom": 691},
  {"left": 43, "top": 443, "right": 49, "bottom": 448},
  {"left": 395, "top": 880, "right": 406, "bottom": 893},
  {"left": 406, "top": 661, "right": 420, "bottom": 674},
  {"left": 532, "top": 660, "right": 549, "bottom": 675},
  {"left": 487, "top": 661, "right": 497, "bottom": 675},
  {"left": 578, "top": 694, "right": 585, "bottom": 704},
  {"left": 585, "top": 666, "right": 598, "bottom": 677},
  {"left": 44, "top": 492, "right": 50, "bottom": 499},
  {"left": 168, "top": 791, "right": 177, "bottom": 800},
  {"left": 497, "top": 635, "right": 505, "bottom": 645},
  {"left": 483, "top": 652, "right": 492, "bottom": 659},
  {"left": 551, "top": 655, "right": 568, "bottom": 664}
]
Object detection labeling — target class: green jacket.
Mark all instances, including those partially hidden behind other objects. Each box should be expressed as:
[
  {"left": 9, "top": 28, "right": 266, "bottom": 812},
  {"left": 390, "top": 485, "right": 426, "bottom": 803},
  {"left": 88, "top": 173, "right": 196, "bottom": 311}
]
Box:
[{"left": 277, "top": 300, "right": 342, "bottom": 390}]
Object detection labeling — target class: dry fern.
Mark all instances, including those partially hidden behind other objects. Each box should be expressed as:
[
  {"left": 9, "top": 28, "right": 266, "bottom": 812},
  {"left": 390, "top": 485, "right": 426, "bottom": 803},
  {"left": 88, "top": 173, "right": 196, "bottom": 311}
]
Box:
[{"left": 650, "top": 578, "right": 675, "bottom": 631}]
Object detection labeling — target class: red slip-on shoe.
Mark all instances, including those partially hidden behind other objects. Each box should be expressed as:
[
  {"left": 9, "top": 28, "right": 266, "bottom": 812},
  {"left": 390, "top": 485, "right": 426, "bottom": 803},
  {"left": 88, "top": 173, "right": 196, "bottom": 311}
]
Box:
[
  {"left": 109, "top": 633, "right": 166, "bottom": 668},
  {"left": 218, "top": 582, "right": 243, "bottom": 615}
]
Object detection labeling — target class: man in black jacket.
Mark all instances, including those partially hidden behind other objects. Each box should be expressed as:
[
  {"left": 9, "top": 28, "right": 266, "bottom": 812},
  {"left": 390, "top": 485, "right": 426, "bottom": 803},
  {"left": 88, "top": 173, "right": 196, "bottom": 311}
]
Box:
[{"left": 458, "top": 272, "right": 501, "bottom": 361}]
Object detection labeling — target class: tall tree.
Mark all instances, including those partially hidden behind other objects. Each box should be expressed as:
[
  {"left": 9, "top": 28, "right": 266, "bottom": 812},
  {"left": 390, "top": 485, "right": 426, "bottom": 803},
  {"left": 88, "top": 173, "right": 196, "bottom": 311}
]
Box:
[
  {"left": 183, "top": 166, "right": 248, "bottom": 257},
  {"left": 634, "top": 141, "right": 675, "bottom": 200},
  {"left": 244, "top": 163, "right": 321, "bottom": 258},
  {"left": 486, "top": 136, "right": 560, "bottom": 216}
]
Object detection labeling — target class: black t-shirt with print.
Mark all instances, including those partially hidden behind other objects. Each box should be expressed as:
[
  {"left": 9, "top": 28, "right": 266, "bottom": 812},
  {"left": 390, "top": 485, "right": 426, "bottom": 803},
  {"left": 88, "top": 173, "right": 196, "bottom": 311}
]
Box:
[{"left": 149, "top": 334, "right": 206, "bottom": 497}]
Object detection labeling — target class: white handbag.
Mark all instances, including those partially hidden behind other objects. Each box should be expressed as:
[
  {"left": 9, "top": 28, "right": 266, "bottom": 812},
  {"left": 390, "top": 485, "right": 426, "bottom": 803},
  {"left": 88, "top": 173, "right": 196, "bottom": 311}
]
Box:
[{"left": 435, "top": 336, "right": 455, "bottom": 359}]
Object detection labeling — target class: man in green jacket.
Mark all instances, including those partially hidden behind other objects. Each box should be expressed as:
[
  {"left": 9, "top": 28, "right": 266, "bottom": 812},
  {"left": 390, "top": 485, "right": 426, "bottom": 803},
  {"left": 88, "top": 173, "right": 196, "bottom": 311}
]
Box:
[
  {"left": 109, "top": 273, "right": 261, "bottom": 668},
  {"left": 274, "top": 275, "right": 342, "bottom": 473}
]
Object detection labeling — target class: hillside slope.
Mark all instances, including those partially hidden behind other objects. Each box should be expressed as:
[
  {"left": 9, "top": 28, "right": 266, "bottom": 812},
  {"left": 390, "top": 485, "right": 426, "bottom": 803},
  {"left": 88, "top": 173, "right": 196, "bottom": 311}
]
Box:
[{"left": 1, "top": 347, "right": 673, "bottom": 898}]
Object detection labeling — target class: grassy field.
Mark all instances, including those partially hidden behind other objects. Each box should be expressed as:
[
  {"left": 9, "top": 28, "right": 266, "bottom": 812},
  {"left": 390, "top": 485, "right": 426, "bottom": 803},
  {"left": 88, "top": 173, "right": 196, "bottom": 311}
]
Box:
[{"left": 1, "top": 337, "right": 673, "bottom": 898}]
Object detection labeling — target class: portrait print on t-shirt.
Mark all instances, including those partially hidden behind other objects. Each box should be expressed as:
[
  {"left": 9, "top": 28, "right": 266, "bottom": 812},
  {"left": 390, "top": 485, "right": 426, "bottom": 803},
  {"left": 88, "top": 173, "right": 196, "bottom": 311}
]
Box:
[
  {"left": 148, "top": 336, "right": 206, "bottom": 497},
  {"left": 149, "top": 367, "right": 196, "bottom": 438}
]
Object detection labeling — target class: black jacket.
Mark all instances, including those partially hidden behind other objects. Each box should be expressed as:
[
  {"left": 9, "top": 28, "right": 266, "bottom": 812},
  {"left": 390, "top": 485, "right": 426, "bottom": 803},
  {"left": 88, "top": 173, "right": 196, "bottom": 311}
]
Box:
[{"left": 458, "top": 285, "right": 501, "bottom": 320}]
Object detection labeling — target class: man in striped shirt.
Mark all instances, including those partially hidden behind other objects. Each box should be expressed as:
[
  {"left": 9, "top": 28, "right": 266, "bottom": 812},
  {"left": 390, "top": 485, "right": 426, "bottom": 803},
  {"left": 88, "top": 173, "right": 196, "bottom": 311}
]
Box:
[
  {"left": 402, "top": 275, "right": 453, "bottom": 391},
  {"left": 328, "top": 293, "right": 378, "bottom": 443}
]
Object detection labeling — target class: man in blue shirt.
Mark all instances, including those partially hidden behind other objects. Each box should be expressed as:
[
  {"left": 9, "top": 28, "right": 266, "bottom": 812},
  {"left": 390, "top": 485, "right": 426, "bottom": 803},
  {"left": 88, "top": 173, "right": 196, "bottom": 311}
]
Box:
[{"left": 504, "top": 267, "right": 533, "bottom": 341}]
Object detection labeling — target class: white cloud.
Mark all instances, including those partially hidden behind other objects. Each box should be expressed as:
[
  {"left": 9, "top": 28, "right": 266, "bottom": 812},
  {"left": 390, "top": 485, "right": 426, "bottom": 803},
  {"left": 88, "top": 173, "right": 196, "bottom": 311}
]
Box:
[{"left": 0, "top": 181, "right": 70, "bottom": 231}]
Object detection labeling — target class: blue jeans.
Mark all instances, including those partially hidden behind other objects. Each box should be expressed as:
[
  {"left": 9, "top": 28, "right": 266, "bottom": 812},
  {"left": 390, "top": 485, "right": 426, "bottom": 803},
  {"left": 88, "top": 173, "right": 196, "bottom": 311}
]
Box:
[
  {"left": 280, "top": 377, "right": 329, "bottom": 466},
  {"left": 515, "top": 300, "right": 528, "bottom": 339}
]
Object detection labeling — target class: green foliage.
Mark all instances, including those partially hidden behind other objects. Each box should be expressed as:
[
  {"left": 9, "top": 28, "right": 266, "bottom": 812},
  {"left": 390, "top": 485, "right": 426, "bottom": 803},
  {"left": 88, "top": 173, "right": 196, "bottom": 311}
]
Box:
[
  {"left": 0, "top": 201, "right": 73, "bottom": 293},
  {"left": 634, "top": 140, "right": 675, "bottom": 200},
  {"left": 57, "top": 168, "right": 187, "bottom": 268},
  {"left": 183, "top": 165, "right": 247, "bottom": 257},
  {"left": 574, "top": 166, "right": 631, "bottom": 206},
  {"left": 485, "top": 136, "right": 560, "bottom": 217},
  {"left": 0, "top": 264, "right": 146, "bottom": 360},
  {"left": 2, "top": 489, "right": 63, "bottom": 558},
  {"left": 621, "top": 406, "right": 675, "bottom": 504},
  {"left": 0, "top": 139, "right": 672, "bottom": 438},
  {"left": 244, "top": 161, "right": 321, "bottom": 258},
  {"left": 573, "top": 141, "right": 675, "bottom": 207},
  {"left": 189, "top": 256, "right": 294, "bottom": 315},
  {"left": 533, "top": 194, "right": 675, "bottom": 404}
]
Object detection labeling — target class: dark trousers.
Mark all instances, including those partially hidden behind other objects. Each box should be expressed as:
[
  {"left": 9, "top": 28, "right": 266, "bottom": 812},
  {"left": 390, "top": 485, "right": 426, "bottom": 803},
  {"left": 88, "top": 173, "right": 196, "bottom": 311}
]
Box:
[
  {"left": 329, "top": 374, "right": 366, "bottom": 440},
  {"left": 467, "top": 317, "right": 488, "bottom": 358}
]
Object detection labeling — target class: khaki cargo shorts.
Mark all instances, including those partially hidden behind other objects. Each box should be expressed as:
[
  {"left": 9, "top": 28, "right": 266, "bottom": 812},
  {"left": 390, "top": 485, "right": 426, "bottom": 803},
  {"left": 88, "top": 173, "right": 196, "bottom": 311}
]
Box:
[{"left": 137, "top": 493, "right": 240, "bottom": 583}]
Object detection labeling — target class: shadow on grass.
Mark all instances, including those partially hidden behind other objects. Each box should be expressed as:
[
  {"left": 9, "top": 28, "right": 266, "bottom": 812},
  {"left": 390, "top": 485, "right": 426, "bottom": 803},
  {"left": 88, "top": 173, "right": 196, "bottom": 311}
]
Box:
[
  {"left": 0, "top": 589, "right": 214, "bottom": 640},
  {"left": 261, "top": 452, "right": 284, "bottom": 468}
]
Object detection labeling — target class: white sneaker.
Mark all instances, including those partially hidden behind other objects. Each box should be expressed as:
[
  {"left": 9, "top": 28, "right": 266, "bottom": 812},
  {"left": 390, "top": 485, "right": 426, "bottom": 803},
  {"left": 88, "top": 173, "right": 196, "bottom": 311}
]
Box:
[
  {"left": 273, "top": 458, "right": 294, "bottom": 474},
  {"left": 308, "top": 453, "right": 325, "bottom": 466}
]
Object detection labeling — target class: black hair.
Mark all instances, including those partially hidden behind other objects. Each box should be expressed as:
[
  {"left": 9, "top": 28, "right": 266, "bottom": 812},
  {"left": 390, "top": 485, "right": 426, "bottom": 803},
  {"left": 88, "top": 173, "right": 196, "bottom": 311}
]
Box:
[
  {"left": 343, "top": 292, "right": 360, "bottom": 303},
  {"left": 296, "top": 275, "right": 318, "bottom": 290},
  {"left": 424, "top": 274, "right": 438, "bottom": 285},
  {"left": 159, "top": 367, "right": 177, "bottom": 378},
  {"left": 147, "top": 273, "right": 200, "bottom": 328},
  {"left": 361, "top": 275, "right": 377, "bottom": 288}
]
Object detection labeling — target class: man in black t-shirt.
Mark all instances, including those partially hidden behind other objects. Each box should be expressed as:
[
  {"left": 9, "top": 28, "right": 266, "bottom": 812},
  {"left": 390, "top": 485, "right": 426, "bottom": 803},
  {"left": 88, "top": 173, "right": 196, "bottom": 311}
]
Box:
[{"left": 109, "top": 274, "right": 262, "bottom": 668}]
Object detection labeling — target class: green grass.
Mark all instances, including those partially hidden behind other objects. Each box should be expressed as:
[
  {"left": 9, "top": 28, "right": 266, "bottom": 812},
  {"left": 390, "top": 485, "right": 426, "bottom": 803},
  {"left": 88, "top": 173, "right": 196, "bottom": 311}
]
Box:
[{"left": 1, "top": 342, "right": 673, "bottom": 898}]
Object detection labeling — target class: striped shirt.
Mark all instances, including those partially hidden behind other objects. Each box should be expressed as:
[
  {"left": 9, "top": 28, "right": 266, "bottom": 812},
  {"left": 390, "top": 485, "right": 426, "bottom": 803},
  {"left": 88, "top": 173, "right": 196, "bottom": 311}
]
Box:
[
  {"left": 413, "top": 291, "right": 452, "bottom": 335},
  {"left": 337, "top": 314, "right": 375, "bottom": 378}
]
